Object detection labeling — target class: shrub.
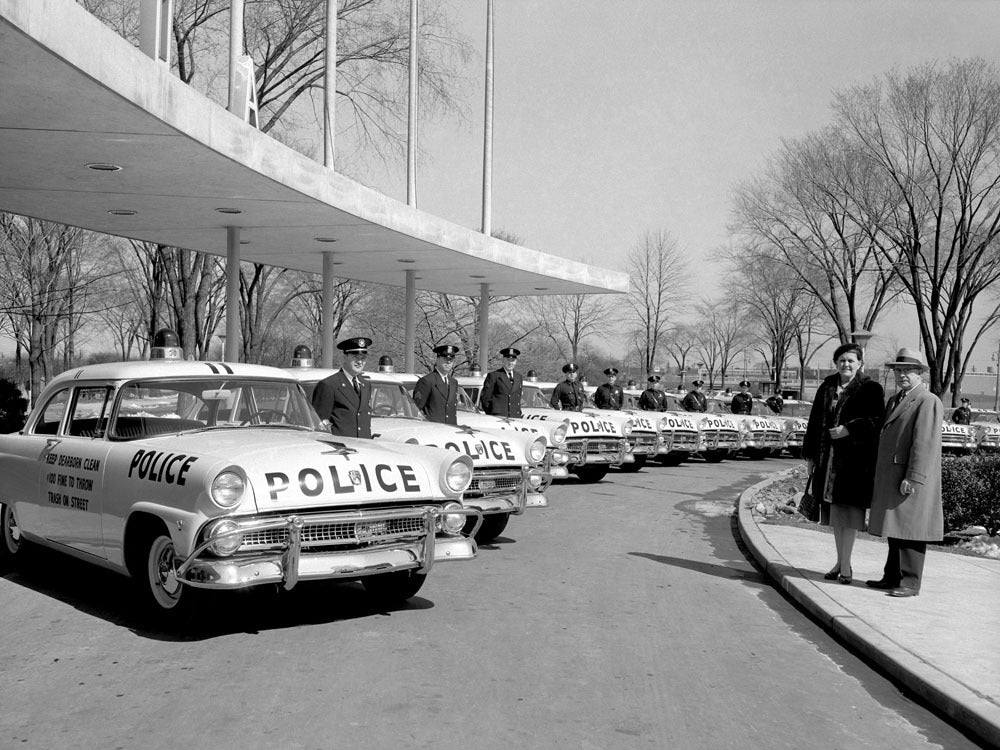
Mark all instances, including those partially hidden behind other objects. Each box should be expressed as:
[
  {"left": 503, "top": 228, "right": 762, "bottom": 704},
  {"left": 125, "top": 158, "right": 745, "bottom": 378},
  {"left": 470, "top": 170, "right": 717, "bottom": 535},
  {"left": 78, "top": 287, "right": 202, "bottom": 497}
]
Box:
[{"left": 941, "top": 453, "right": 1000, "bottom": 537}]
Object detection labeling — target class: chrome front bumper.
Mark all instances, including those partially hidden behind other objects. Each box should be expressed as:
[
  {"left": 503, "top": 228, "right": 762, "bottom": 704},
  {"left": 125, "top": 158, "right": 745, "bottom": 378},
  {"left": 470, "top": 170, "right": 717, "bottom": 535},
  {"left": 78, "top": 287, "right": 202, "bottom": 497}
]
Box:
[
  {"left": 565, "top": 438, "right": 629, "bottom": 465},
  {"left": 178, "top": 505, "right": 481, "bottom": 592}
]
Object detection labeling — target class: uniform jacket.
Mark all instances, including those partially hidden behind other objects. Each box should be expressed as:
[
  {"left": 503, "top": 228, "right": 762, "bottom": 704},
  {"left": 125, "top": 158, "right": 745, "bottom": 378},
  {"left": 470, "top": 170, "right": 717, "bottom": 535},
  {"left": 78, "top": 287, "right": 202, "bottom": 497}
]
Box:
[
  {"left": 952, "top": 406, "right": 971, "bottom": 424},
  {"left": 638, "top": 388, "right": 666, "bottom": 411},
  {"left": 681, "top": 390, "right": 707, "bottom": 412},
  {"left": 593, "top": 383, "right": 623, "bottom": 410},
  {"left": 868, "top": 383, "right": 944, "bottom": 541},
  {"left": 801, "top": 372, "right": 884, "bottom": 509},
  {"left": 550, "top": 379, "right": 585, "bottom": 411},
  {"left": 413, "top": 369, "right": 459, "bottom": 425},
  {"left": 731, "top": 392, "right": 753, "bottom": 414},
  {"left": 311, "top": 370, "right": 372, "bottom": 439},
  {"left": 480, "top": 367, "right": 523, "bottom": 418}
]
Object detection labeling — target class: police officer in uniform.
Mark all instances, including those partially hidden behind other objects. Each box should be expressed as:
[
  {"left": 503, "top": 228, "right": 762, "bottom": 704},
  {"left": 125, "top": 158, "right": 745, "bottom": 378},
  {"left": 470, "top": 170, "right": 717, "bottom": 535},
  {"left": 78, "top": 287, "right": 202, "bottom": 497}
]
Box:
[
  {"left": 731, "top": 380, "right": 754, "bottom": 415},
  {"left": 550, "top": 363, "right": 586, "bottom": 411},
  {"left": 413, "top": 343, "right": 461, "bottom": 425},
  {"left": 638, "top": 376, "right": 666, "bottom": 411},
  {"left": 952, "top": 397, "right": 972, "bottom": 424},
  {"left": 311, "top": 336, "right": 374, "bottom": 439},
  {"left": 593, "top": 367, "right": 624, "bottom": 410},
  {"left": 479, "top": 347, "right": 523, "bottom": 417},
  {"left": 765, "top": 392, "right": 784, "bottom": 414},
  {"left": 682, "top": 379, "right": 708, "bottom": 412}
]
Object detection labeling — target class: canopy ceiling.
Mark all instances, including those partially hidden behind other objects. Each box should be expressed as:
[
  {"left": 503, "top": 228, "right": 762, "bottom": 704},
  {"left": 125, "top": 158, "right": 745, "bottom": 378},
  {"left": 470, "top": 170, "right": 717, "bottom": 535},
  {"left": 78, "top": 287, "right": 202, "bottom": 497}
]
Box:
[{"left": 0, "top": 0, "right": 628, "bottom": 297}]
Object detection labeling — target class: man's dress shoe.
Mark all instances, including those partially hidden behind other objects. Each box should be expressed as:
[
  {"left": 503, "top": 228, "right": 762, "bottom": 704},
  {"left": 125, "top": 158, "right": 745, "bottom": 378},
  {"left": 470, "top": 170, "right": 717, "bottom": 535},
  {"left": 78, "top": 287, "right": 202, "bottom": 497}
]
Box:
[
  {"left": 888, "top": 587, "right": 919, "bottom": 598},
  {"left": 865, "top": 579, "right": 896, "bottom": 590}
]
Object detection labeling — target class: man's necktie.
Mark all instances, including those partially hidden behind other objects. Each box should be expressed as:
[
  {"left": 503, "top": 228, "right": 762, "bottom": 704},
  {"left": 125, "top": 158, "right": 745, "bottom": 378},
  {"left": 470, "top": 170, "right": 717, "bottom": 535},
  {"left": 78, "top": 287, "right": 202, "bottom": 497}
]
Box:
[
  {"left": 888, "top": 391, "right": 904, "bottom": 414},
  {"left": 353, "top": 377, "right": 361, "bottom": 395}
]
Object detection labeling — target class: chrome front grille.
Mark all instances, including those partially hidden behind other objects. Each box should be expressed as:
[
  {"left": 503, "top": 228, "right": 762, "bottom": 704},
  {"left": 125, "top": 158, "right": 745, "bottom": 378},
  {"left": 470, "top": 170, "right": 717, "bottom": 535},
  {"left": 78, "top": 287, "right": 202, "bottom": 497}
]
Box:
[
  {"left": 701, "top": 430, "right": 739, "bottom": 448},
  {"left": 237, "top": 514, "right": 428, "bottom": 552},
  {"left": 465, "top": 468, "right": 524, "bottom": 499},
  {"left": 630, "top": 435, "right": 659, "bottom": 453},
  {"left": 670, "top": 432, "right": 699, "bottom": 449},
  {"left": 750, "top": 431, "right": 783, "bottom": 447},
  {"left": 566, "top": 438, "right": 622, "bottom": 454}
]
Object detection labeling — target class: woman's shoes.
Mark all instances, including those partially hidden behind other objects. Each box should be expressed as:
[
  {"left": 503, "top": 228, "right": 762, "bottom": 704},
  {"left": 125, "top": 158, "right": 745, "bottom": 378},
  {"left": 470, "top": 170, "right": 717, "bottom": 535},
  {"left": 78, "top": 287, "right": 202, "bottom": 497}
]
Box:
[
  {"left": 823, "top": 570, "right": 840, "bottom": 580},
  {"left": 837, "top": 574, "right": 852, "bottom": 585}
]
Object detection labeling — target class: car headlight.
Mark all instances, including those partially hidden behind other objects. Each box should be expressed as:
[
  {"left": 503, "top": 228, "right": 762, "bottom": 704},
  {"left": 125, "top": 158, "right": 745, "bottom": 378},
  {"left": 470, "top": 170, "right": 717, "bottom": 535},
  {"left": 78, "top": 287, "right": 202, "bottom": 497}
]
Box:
[
  {"left": 436, "top": 501, "right": 467, "bottom": 534},
  {"left": 211, "top": 470, "right": 245, "bottom": 508},
  {"left": 622, "top": 419, "right": 634, "bottom": 436},
  {"left": 550, "top": 420, "right": 569, "bottom": 446},
  {"left": 527, "top": 436, "right": 547, "bottom": 464},
  {"left": 527, "top": 472, "right": 544, "bottom": 489},
  {"left": 441, "top": 456, "right": 473, "bottom": 495},
  {"left": 206, "top": 518, "right": 243, "bottom": 556}
]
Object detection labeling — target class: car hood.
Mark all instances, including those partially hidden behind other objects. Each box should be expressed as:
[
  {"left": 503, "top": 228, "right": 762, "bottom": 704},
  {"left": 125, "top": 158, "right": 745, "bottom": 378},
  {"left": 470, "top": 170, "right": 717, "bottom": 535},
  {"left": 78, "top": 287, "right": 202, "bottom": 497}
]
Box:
[{"left": 372, "top": 417, "right": 533, "bottom": 467}]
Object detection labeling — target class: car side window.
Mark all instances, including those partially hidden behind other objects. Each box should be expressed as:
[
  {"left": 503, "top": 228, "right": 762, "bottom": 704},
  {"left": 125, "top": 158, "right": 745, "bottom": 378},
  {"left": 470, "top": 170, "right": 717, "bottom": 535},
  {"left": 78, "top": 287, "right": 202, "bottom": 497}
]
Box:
[
  {"left": 31, "top": 388, "right": 70, "bottom": 435},
  {"left": 68, "top": 386, "right": 113, "bottom": 437}
]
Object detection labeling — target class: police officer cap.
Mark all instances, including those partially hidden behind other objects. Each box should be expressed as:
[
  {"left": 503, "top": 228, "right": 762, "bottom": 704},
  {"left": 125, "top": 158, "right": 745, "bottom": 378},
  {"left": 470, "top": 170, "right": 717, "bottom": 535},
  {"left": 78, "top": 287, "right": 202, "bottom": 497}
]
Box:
[
  {"left": 603, "top": 367, "right": 619, "bottom": 376},
  {"left": 692, "top": 379, "right": 704, "bottom": 387},
  {"left": 647, "top": 376, "right": 657, "bottom": 384},
  {"left": 562, "top": 363, "right": 578, "bottom": 373},
  {"left": 337, "top": 336, "right": 372, "bottom": 353},
  {"left": 961, "top": 397, "right": 971, "bottom": 404},
  {"left": 739, "top": 379, "right": 751, "bottom": 387},
  {"left": 433, "top": 344, "right": 460, "bottom": 358},
  {"left": 499, "top": 347, "right": 520, "bottom": 358}
]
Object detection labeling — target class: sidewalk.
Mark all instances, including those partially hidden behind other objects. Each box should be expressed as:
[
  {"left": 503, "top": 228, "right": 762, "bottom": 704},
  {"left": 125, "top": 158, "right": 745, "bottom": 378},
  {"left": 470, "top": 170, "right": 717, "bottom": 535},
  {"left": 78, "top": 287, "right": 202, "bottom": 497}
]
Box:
[{"left": 738, "top": 473, "right": 1000, "bottom": 748}]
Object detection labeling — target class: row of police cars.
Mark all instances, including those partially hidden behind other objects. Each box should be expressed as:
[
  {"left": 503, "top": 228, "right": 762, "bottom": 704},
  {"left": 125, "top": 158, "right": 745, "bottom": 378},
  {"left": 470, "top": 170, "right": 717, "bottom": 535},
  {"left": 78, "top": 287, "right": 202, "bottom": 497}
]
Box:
[{"left": 0, "top": 340, "right": 988, "bottom": 622}]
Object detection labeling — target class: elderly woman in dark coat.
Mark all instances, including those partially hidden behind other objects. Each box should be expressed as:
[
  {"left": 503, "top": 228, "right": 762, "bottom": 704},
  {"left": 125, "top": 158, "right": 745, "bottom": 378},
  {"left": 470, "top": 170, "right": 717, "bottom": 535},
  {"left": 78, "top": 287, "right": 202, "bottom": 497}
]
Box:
[{"left": 802, "top": 343, "right": 885, "bottom": 584}]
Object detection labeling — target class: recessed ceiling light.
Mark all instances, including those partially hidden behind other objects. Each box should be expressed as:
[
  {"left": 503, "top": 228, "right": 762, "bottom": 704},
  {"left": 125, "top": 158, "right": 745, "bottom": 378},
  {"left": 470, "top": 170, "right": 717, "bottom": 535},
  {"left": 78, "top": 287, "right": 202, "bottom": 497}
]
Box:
[
  {"left": 107, "top": 209, "right": 136, "bottom": 216},
  {"left": 470, "top": 274, "right": 486, "bottom": 279},
  {"left": 397, "top": 259, "right": 416, "bottom": 264},
  {"left": 86, "top": 163, "right": 122, "bottom": 172},
  {"left": 239, "top": 240, "right": 251, "bottom": 245},
  {"left": 315, "top": 237, "right": 337, "bottom": 243},
  {"left": 534, "top": 287, "right": 549, "bottom": 291},
  {"left": 215, "top": 207, "right": 243, "bottom": 214}
]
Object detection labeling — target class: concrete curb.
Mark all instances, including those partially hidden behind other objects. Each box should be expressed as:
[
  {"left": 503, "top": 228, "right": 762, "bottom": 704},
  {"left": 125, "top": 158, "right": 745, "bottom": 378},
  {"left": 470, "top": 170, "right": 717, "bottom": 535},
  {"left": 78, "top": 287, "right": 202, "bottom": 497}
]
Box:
[{"left": 737, "top": 470, "right": 1000, "bottom": 748}]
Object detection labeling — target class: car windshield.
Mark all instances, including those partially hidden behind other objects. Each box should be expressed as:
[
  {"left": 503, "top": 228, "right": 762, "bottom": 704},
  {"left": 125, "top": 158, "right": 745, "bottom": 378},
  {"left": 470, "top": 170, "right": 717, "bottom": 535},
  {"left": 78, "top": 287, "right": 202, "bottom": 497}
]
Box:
[
  {"left": 781, "top": 403, "right": 813, "bottom": 417},
  {"left": 971, "top": 410, "right": 1000, "bottom": 424},
  {"left": 456, "top": 388, "right": 479, "bottom": 413},
  {"left": 111, "top": 378, "right": 318, "bottom": 440},
  {"left": 749, "top": 402, "right": 777, "bottom": 417},
  {"left": 371, "top": 382, "right": 424, "bottom": 419},
  {"left": 521, "top": 385, "right": 550, "bottom": 408}
]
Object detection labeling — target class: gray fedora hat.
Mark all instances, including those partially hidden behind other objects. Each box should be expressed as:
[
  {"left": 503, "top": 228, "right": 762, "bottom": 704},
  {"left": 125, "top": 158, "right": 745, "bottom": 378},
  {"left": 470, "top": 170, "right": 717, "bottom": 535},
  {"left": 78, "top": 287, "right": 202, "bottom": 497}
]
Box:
[{"left": 884, "top": 347, "right": 928, "bottom": 371}]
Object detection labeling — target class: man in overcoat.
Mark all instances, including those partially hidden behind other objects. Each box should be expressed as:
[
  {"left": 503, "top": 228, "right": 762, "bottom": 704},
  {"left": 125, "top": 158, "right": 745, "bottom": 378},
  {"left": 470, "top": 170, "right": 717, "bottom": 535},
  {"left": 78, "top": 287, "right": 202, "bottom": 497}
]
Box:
[
  {"left": 593, "top": 367, "right": 624, "bottom": 410},
  {"left": 867, "top": 348, "right": 943, "bottom": 597},
  {"left": 413, "top": 343, "right": 461, "bottom": 425},
  {"left": 479, "top": 347, "right": 523, "bottom": 418},
  {"left": 311, "top": 336, "right": 374, "bottom": 439}
]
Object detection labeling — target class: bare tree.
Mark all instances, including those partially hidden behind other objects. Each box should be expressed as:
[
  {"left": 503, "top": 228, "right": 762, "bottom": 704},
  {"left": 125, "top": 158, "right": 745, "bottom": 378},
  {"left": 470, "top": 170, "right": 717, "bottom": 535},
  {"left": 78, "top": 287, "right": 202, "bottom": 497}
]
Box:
[
  {"left": 693, "top": 298, "right": 752, "bottom": 390},
  {"left": 518, "top": 294, "right": 619, "bottom": 363},
  {"left": 732, "top": 127, "right": 903, "bottom": 347},
  {"left": 663, "top": 323, "right": 698, "bottom": 389},
  {"left": 626, "top": 230, "right": 689, "bottom": 375},
  {"left": 836, "top": 58, "right": 1000, "bottom": 400}
]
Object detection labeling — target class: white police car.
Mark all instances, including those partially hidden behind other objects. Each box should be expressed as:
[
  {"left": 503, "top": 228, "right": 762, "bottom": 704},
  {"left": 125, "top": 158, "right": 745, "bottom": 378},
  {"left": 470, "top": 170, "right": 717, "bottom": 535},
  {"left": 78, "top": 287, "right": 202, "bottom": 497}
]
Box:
[
  {"left": 0, "top": 340, "right": 480, "bottom": 618},
  {"left": 285, "top": 363, "right": 549, "bottom": 543}
]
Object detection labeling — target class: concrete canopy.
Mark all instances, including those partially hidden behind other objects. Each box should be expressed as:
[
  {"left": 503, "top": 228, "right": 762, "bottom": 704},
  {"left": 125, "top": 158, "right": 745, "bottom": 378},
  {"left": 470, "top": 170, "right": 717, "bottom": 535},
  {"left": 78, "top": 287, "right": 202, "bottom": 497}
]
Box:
[{"left": 0, "top": 0, "right": 628, "bottom": 298}]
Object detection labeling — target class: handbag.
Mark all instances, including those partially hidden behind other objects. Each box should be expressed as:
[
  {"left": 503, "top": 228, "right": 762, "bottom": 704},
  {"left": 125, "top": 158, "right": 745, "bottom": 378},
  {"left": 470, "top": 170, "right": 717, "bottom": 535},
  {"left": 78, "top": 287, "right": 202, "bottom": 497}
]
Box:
[{"left": 798, "top": 474, "right": 820, "bottom": 522}]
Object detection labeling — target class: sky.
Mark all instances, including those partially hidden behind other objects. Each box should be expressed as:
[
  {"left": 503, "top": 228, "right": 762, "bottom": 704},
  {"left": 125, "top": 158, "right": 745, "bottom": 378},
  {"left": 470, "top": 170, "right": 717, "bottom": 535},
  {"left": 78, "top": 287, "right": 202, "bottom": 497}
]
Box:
[{"left": 362, "top": 0, "right": 1000, "bottom": 369}]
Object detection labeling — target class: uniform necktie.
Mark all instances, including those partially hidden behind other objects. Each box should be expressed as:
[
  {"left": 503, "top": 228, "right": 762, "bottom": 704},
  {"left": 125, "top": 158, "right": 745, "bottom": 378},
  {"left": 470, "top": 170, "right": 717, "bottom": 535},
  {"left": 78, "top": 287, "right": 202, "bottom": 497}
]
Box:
[{"left": 353, "top": 377, "right": 361, "bottom": 395}]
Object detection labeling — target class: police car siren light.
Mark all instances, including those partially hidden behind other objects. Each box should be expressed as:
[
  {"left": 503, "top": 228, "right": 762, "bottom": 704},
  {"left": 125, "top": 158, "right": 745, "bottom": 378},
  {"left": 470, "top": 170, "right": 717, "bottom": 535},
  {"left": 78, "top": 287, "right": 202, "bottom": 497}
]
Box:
[
  {"left": 378, "top": 355, "right": 394, "bottom": 373},
  {"left": 151, "top": 328, "right": 183, "bottom": 360},
  {"left": 291, "top": 344, "right": 314, "bottom": 369},
  {"left": 526, "top": 369, "right": 538, "bottom": 382}
]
